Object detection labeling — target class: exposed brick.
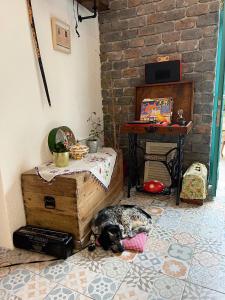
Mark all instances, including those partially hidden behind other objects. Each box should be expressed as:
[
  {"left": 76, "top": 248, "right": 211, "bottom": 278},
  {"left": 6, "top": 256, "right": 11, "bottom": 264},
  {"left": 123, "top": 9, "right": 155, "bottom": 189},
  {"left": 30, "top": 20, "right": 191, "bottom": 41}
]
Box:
[
  {"left": 141, "top": 45, "right": 158, "bottom": 56},
  {"left": 158, "top": 43, "right": 177, "bottom": 54},
  {"left": 101, "top": 62, "right": 112, "bottom": 71},
  {"left": 199, "top": 37, "right": 217, "bottom": 50},
  {"left": 202, "top": 115, "right": 212, "bottom": 123},
  {"left": 186, "top": 3, "right": 209, "bottom": 16},
  {"left": 114, "top": 78, "right": 130, "bottom": 88},
  {"left": 137, "top": 3, "right": 156, "bottom": 15},
  {"left": 193, "top": 124, "right": 211, "bottom": 134},
  {"left": 209, "top": 1, "right": 220, "bottom": 12},
  {"left": 100, "top": 43, "right": 113, "bottom": 53},
  {"left": 147, "top": 12, "right": 166, "bottom": 24},
  {"left": 145, "top": 34, "right": 162, "bottom": 45},
  {"left": 165, "top": 8, "right": 186, "bottom": 21},
  {"left": 182, "top": 63, "right": 195, "bottom": 73},
  {"left": 129, "top": 38, "right": 145, "bottom": 48},
  {"left": 122, "top": 68, "right": 138, "bottom": 77},
  {"left": 178, "top": 40, "right": 199, "bottom": 52},
  {"left": 197, "top": 12, "right": 219, "bottom": 27},
  {"left": 113, "top": 61, "right": 128, "bottom": 70},
  {"left": 128, "top": 57, "right": 147, "bottom": 67},
  {"left": 200, "top": 80, "right": 214, "bottom": 93},
  {"left": 111, "top": 20, "right": 128, "bottom": 31},
  {"left": 192, "top": 143, "right": 210, "bottom": 154},
  {"left": 99, "top": 22, "right": 112, "bottom": 34},
  {"left": 175, "top": 18, "right": 196, "bottom": 30},
  {"left": 155, "top": 22, "right": 175, "bottom": 33},
  {"left": 124, "top": 87, "right": 136, "bottom": 96},
  {"left": 203, "top": 25, "right": 218, "bottom": 37},
  {"left": 128, "top": 0, "right": 142, "bottom": 7},
  {"left": 195, "top": 61, "right": 215, "bottom": 72},
  {"left": 182, "top": 51, "right": 202, "bottom": 62},
  {"left": 99, "top": 0, "right": 219, "bottom": 168},
  {"left": 194, "top": 103, "right": 212, "bottom": 115},
  {"left": 128, "top": 16, "right": 146, "bottom": 29},
  {"left": 114, "top": 89, "right": 123, "bottom": 97},
  {"left": 139, "top": 26, "right": 156, "bottom": 36},
  {"left": 111, "top": 41, "right": 129, "bottom": 51},
  {"left": 102, "top": 32, "right": 123, "bottom": 43},
  {"left": 107, "top": 51, "right": 122, "bottom": 61},
  {"left": 124, "top": 48, "right": 140, "bottom": 59},
  {"left": 110, "top": 0, "right": 127, "bottom": 11},
  {"left": 119, "top": 8, "right": 137, "bottom": 20},
  {"left": 181, "top": 28, "right": 202, "bottom": 40},
  {"left": 122, "top": 29, "right": 139, "bottom": 40},
  {"left": 203, "top": 72, "right": 215, "bottom": 81},
  {"left": 162, "top": 32, "right": 180, "bottom": 43},
  {"left": 202, "top": 49, "right": 217, "bottom": 60},
  {"left": 156, "top": 0, "right": 176, "bottom": 12},
  {"left": 176, "top": 0, "right": 198, "bottom": 8}
]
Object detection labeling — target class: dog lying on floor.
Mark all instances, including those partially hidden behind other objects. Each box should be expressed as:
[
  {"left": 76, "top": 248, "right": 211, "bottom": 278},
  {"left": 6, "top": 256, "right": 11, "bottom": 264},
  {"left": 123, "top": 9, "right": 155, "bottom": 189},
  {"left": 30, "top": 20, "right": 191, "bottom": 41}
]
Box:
[{"left": 88, "top": 205, "right": 152, "bottom": 253}]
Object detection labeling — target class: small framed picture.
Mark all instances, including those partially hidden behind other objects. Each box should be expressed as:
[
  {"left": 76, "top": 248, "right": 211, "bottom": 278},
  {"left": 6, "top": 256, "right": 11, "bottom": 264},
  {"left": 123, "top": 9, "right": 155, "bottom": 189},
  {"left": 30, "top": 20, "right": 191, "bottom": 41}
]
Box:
[{"left": 51, "top": 17, "right": 71, "bottom": 54}]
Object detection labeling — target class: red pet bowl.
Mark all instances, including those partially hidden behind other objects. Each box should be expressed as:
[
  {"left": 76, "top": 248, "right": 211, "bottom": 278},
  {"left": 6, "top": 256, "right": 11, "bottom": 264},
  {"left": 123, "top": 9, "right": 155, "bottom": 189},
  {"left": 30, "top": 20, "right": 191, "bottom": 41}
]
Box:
[{"left": 143, "top": 180, "right": 165, "bottom": 193}]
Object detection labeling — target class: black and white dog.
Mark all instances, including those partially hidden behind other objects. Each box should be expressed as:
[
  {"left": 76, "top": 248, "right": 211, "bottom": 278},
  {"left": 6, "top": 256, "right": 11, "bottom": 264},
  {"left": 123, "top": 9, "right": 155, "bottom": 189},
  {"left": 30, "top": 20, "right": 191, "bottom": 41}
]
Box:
[{"left": 88, "top": 205, "right": 152, "bottom": 253}]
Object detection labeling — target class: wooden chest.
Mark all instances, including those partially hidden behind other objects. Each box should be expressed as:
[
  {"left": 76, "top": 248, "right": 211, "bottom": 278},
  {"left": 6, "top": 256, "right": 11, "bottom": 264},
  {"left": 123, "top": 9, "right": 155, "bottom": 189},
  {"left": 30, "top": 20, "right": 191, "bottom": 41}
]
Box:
[{"left": 21, "top": 151, "right": 123, "bottom": 249}]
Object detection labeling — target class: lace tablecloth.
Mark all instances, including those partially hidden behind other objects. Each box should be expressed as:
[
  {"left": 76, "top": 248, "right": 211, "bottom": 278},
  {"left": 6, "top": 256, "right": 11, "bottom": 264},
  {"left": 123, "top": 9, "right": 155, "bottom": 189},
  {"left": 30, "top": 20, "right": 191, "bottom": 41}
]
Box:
[{"left": 36, "top": 148, "right": 117, "bottom": 189}]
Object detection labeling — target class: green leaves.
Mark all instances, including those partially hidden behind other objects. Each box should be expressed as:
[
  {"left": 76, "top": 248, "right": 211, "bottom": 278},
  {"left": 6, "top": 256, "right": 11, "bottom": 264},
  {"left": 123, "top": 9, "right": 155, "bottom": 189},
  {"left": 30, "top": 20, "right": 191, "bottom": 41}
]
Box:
[{"left": 53, "top": 142, "right": 68, "bottom": 153}]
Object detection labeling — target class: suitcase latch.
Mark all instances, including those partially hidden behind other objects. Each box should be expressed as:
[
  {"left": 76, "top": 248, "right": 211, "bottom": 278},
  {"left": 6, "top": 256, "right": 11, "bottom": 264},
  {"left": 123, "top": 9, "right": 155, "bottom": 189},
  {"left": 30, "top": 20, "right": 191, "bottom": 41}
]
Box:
[{"left": 44, "top": 196, "right": 56, "bottom": 209}]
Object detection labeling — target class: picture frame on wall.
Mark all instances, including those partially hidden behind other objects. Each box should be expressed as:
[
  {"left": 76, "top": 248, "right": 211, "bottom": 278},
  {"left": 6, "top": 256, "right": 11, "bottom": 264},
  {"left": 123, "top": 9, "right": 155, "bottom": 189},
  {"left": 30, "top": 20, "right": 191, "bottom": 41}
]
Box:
[{"left": 51, "top": 17, "right": 71, "bottom": 54}]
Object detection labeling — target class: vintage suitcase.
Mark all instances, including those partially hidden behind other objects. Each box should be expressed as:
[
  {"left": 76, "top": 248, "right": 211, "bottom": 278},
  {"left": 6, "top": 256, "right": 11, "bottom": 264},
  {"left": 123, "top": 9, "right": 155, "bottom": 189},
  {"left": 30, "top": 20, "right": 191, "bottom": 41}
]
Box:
[
  {"left": 13, "top": 226, "right": 74, "bottom": 259},
  {"left": 21, "top": 151, "right": 123, "bottom": 249},
  {"left": 180, "top": 162, "right": 208, "bottom": 205}
]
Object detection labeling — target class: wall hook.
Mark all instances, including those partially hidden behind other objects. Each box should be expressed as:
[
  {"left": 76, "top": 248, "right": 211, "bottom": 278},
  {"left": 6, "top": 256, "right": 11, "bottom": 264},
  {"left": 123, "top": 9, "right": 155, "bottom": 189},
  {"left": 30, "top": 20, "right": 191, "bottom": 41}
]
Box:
[{"left": 78, "top": 0, "right": 97, "bottom": 22}]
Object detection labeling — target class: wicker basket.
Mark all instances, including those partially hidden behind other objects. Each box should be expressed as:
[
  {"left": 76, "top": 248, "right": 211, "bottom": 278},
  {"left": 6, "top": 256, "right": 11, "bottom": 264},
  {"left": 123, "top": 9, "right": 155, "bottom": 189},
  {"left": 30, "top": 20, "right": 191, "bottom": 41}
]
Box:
[{"left": 70, "top": 144, "right": 89, "bottom": 160}]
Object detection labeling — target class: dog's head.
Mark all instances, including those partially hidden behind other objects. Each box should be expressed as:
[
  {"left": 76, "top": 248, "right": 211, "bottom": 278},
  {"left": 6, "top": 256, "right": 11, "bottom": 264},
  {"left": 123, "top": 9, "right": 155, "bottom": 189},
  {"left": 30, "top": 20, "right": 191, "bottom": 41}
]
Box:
[{"left": 98, "top": 224, "right": 124, "bottom": 253}]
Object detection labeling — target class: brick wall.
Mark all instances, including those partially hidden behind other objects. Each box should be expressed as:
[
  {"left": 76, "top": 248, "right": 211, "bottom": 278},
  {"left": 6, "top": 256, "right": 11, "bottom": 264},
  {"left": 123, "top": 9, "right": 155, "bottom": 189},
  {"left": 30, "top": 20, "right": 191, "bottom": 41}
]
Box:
[{"left": 99, "top": 0, "right": 220, "bottom": 167}]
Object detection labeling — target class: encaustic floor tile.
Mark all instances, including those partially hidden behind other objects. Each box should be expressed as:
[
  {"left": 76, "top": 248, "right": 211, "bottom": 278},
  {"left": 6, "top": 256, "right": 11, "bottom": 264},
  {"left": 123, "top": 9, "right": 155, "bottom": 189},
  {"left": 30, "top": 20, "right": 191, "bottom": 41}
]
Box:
[
  {"left": 40, "top": 260, "right": 73, "bottom": 282},
  {"left": 182, "top": 282, "right": 225, "bottom": 300},
  {"left": 187, "top": 250, "right": 225, "bottom": 293},
  {"left": 59, "top": 265, "right": 121, "bottom": 300},
  {"left": 15, "top": 274, "right": 56, "bottom": 300},
  {"left": 135, "top": 237, "right": 193, "bottom": 279},
  {"left": 114, "top": 264, "right": 185, "bottom": 300},
  {"left": 0, "top": 269, "right": 33, "bottom": 295},
  {"left": 44, "top": 285, "right": 91, "bottom": 300}
]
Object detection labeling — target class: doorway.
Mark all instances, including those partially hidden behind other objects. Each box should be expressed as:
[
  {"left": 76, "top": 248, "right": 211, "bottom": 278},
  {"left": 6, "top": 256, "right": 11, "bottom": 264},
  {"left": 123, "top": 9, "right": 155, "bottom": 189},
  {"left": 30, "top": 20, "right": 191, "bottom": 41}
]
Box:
[
  {"left": 217, "top": 108, "right": 225, "bottom": 196},
  {"left": 209, "top": 6, "right": 225, "bottom": 196}
]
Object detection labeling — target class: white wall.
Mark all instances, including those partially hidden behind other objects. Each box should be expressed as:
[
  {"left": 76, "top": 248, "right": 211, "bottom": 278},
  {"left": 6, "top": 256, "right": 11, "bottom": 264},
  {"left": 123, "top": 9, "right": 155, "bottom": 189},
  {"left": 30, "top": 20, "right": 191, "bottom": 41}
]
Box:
[{"left": 0, "top": 0, "right": 102, "bottom": 248}]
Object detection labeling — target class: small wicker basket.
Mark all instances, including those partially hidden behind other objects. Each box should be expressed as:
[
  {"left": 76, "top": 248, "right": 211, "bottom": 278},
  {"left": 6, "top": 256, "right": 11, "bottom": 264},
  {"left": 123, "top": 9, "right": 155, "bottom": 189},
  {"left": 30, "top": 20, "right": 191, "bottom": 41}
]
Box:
[{"left": 70, "top": 143, "right": 89, "bottom": 160}]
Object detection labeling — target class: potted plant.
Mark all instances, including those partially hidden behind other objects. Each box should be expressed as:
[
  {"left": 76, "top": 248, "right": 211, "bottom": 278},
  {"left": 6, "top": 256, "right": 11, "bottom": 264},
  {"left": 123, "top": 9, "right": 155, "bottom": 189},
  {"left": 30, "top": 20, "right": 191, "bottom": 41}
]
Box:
[
  {"left": 87, "top": 112, "right": 104, "bottom": 153},
  {"left": 52, "top": 141, "right": 70, "bottom": 167}
]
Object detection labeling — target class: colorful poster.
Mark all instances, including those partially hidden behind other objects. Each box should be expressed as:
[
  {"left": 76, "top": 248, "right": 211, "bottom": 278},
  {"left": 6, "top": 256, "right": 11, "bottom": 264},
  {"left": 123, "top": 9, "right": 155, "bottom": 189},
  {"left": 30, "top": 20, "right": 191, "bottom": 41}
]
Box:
[{"left": 140, "top": 98, "right": 173, "bottom": 123}]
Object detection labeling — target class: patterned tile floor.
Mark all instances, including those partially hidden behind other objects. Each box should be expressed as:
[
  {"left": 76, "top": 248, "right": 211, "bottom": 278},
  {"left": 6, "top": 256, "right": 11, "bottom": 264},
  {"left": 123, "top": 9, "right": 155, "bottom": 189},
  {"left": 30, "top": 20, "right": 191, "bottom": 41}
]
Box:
[{"left": 1, "top": 187, "right": 225, "bottom": 299}]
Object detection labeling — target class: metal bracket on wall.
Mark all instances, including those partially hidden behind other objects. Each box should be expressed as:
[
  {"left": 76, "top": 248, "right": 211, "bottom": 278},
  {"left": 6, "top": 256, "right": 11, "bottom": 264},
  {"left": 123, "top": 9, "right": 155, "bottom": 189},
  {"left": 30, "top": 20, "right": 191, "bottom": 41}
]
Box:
[{"left": 78, "top": 0, "right": 97, "bottom": 22}]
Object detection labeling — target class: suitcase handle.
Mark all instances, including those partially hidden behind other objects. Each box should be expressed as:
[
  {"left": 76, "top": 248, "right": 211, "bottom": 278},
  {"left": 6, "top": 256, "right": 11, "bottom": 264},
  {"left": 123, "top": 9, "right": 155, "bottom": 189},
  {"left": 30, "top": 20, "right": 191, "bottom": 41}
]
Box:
[{"left": 44, "top": 196, "right": 56, "bottom": 209}]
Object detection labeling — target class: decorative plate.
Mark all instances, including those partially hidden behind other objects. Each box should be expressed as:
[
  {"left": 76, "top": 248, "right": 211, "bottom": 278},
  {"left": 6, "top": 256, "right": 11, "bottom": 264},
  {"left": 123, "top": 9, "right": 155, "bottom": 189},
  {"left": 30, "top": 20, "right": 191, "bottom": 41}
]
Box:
[{"left": 48, "top": 126, "right": 76, "bottom": 152}]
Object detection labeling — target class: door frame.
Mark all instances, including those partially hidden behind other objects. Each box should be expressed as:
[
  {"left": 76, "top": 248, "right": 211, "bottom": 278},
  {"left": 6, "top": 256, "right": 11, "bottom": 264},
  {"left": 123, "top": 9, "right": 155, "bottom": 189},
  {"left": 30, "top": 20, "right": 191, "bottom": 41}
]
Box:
[{"left": 209, "top": 4, "right": 225, "bottom": 195}]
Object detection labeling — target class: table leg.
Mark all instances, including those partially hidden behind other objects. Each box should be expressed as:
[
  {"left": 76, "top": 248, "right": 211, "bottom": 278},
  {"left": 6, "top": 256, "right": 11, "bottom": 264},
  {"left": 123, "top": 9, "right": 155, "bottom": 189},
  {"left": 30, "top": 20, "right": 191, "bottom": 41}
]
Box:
[
  {"left": 176, "top": 135, "right": 184, "bottom": 205},
  {"left": 128, "top": 133, "right": 137, "bottom": 198}
]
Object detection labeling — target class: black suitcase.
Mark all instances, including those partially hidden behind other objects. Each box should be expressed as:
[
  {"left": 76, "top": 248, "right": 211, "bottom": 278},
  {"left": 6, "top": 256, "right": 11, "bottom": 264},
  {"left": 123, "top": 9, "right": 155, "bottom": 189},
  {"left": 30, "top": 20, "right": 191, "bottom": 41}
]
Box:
[{"left": 13, "top": 226, "right": 74, "bottom": 259}]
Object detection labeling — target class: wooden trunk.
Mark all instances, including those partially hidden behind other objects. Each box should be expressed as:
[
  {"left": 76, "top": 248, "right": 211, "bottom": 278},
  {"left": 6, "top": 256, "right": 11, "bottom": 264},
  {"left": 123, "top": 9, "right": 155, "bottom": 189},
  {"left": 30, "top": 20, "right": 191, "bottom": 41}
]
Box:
[{"left": 21, "top": 151, "right": 123, "bottom": 249}]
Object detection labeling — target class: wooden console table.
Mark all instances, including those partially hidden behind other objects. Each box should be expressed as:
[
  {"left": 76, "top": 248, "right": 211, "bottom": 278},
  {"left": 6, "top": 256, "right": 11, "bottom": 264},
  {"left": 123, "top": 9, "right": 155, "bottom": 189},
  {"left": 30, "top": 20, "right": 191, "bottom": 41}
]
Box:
[{"left": 121, "top": 81, "right": 194, "bottom": 205}]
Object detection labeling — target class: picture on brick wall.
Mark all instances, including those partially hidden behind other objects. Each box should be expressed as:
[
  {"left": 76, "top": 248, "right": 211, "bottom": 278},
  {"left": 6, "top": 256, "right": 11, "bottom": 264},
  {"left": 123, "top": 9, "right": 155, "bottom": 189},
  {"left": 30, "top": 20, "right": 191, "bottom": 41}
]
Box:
[
  {"left": 140, "top": 98, "right": 173, "bottom": 123},
  {"left": 51, "top": 17, "right": 71, "bottom": 54}
]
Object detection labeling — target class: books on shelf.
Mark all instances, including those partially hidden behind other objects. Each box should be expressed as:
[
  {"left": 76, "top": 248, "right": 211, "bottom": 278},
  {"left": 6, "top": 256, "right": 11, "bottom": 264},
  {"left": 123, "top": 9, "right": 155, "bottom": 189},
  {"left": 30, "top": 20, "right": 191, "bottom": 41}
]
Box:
[{"left": 140, "top": 97, "right": 173, "bottom": 123}]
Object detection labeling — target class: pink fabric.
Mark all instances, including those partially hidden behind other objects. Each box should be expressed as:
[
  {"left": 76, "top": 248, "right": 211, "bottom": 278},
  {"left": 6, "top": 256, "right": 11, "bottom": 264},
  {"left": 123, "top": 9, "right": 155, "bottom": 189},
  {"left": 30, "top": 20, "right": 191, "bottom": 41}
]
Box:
[{"left": 122, "top": 233, "right": 148, "bottom": 252}]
